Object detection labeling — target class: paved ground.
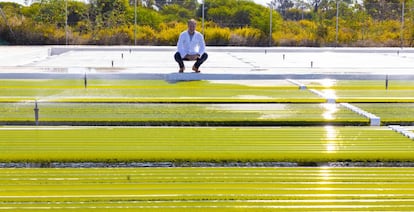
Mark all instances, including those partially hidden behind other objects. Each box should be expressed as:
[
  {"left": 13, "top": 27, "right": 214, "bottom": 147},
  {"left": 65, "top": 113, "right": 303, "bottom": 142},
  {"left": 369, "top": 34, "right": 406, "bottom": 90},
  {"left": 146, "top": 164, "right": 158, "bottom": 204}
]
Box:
[{"left": 0, "top": 46, "right": 413, "bottom": 80}]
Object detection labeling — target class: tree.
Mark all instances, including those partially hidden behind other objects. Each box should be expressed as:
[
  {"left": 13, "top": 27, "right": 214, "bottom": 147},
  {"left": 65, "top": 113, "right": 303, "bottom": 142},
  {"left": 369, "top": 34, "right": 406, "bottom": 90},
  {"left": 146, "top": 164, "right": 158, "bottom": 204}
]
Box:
[
  {"left": 67, "top": 1, "right": 88, "bottom": 27},
  {"left": 204, "top": 0, "right": 282, "bottom": 31},
  {"left": 309, "top": 0, "right": 322, "bottom": 12},
  {"left": 206, "top": 6, "right": 232, "bottom": 26},
  {"left": 33, "top": 0, "right": 66, "bottom": 26},
  {"left": 155, "top": 0, "right": 197, "bottom": 10},
  {"left": 89, "top": 0, "right": 130, "bottom": 28},
  {"left": 160, "top": 4, "right": 193, "bottom": 22},
  {"left": 364, "top": 0, "right": 401, "bottom": 20},
  {"left": 0, "top": 3, "right": 19, "bottom": 42},
  {"left": 270, "top": 0, "right": 294, "bottom": 19}
]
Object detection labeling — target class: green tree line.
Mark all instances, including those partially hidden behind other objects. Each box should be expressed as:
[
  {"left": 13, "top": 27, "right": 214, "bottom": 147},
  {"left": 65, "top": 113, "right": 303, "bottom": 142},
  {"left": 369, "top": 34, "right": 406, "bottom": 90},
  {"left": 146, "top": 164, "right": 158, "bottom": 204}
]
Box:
[{"left": 0, "top": 0, "right": 413, "bottom": 46}]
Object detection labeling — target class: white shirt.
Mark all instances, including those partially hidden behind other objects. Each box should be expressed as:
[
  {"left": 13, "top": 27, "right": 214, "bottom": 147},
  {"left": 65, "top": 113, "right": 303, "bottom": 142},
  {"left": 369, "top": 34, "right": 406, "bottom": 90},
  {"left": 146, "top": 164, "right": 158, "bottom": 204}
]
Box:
[{"left": 177, "top": 30, "right": 206, "bottom": 58}]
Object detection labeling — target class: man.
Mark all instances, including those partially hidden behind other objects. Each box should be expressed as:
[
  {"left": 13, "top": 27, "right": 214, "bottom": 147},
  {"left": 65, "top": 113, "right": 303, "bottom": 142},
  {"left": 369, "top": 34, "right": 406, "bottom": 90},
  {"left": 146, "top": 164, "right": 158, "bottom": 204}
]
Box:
[{"left": 174, "top": 19, "right": 208, "bottom": 73}]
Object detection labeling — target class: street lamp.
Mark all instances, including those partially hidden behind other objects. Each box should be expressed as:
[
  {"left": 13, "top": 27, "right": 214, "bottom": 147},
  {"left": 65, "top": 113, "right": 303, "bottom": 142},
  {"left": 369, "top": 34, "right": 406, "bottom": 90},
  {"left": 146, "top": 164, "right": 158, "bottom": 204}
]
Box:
[
  {"left": 134, "top": 0, "right": 137, "bottom": 45},
  {"left": 269, "top": 2, "right": 272, "bottom": 47},
  {"left": 401, "top": 1, "right": 405, "bottom": 48},
  {"left": 65, "top": 0, "right": 68, "bottom": 45},
  {"left": 335, "top": 0, "right": 338, "bottom": 47},
  {"left": 202, "top": 0, "right": 205, "bottom": 35}
]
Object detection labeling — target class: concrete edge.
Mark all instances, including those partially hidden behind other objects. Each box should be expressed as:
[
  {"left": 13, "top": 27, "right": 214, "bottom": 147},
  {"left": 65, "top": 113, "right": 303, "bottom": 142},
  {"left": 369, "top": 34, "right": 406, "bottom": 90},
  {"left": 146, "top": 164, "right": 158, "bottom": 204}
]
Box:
[
  {"left": 49, "top": 46, "right": 414, "bottom": 56},
  {"left": 1, "top": 73, "right": 414, "bottom": 81}
]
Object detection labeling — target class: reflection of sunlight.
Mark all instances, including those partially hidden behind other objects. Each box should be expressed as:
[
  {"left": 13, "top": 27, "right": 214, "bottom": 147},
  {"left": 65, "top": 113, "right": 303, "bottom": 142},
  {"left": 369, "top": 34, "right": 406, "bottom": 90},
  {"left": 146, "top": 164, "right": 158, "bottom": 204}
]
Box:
[
  {"left": 325, "top": 126, "right": 337, "bottom": 153},
  {"left": 326, "top": 143, "right": 336, "bottom": 152},
  {"left": 320, "top": 79, "right": 336, "bottom": 88},
  {"left": 322, "top": 89, "right": 337, "bottom": 100},
  {"left": 322, "top": 103, "right": 338, "bottom": 120},
  {"left": 325, "top": 126, "right": 337, "bottom": 140},
  {"left": 318, "top": 167, "right": 332, "bottom": 184}
]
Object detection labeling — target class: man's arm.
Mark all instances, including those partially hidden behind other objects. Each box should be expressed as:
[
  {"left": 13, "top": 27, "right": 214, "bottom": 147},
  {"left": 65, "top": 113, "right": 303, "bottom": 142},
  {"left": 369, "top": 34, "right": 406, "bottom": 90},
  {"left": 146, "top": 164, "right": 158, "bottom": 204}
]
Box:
[
  {"left": 177, "top": 32, "right": 187, "bottom": 58},
  {"left": 198, "top": 33, "right": 206, "bottom": 56}
]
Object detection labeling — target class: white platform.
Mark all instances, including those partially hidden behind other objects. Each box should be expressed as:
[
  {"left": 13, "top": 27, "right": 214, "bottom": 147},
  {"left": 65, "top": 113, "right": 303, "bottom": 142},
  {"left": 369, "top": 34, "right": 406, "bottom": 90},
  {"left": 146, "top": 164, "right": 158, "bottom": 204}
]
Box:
[{"left": 0, "top": 46, "right": 413, "bottom": 78}]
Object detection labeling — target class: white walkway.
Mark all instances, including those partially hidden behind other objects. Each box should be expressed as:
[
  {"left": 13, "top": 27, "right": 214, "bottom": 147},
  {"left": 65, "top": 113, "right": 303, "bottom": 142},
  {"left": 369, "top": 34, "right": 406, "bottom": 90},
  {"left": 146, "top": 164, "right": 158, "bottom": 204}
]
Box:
[{"left": 0, "top": 46, "right": 413, "bottom": 78}]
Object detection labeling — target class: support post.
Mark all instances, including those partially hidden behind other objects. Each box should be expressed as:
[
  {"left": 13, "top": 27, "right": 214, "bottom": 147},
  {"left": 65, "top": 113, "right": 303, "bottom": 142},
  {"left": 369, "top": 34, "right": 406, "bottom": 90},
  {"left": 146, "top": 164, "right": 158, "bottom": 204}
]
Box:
[
  {"left": 34, "top": 100, "right": 39, "bottom": 126},
  {"left": 385, "top": 74, "right": 388, "bottom": 90},
  {"left": 84, "top": 72, "right": 87, "bottom": 88}
]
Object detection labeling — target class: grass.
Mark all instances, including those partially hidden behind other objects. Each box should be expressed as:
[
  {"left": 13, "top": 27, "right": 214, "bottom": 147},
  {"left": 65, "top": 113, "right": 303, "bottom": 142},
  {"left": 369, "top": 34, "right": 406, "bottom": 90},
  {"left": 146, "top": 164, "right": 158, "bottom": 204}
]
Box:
[
  {"left": 0, "top": 103, "right": 367, "bottom": 125},
  {"left": 0, "top": 126, "right": 413, "bottom": 163},
  {"left": 0, "top": 79, "right": 323, "bottom": 103},
  {"left": 301, "top": 80, "right": 414, "bottom": 103},
  {"left": 303, "top": 80, "right": 414, "bottom": 90},
  {"left": 334, "top": 90, "right": 414, "bottom": 103},
  {"left": 354, "top": 103, "right": 414, "bottom": 124},
  {"left": 1, "top": 167, "right": 414, "bottom": 211}
]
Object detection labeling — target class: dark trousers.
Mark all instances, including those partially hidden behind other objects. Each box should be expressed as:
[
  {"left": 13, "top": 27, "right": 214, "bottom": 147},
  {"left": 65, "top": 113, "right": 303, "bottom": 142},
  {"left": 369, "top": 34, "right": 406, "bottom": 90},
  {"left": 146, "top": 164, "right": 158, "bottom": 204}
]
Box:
[{"left": 174, "top": 52, "right": 208, "bottom": 69}]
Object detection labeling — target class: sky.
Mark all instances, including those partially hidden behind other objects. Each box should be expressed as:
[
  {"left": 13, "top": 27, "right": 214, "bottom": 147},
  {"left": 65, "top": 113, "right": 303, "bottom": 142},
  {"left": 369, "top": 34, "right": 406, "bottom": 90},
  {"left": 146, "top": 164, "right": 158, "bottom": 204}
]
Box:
[{"left": 253, "top": 0, "right": 268, "bottom": 6}]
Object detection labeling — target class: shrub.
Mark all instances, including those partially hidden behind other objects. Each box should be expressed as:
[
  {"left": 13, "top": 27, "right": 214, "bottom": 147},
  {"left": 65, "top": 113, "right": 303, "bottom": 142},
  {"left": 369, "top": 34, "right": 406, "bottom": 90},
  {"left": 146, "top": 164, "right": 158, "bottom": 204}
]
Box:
[
  {"left": 272, "top": 20, "right": 318, "bottom": 46},
  {"left": 134, "top": 25, "right": 156, "bottom": 45},
  {"left": 94, "top": 27, "right": 131, "bottom": 45},
  {"left": 204, "top": 27, "right": 231, "bottom": 46},
  {"left": 70, "top": 31, "right": 91, "bottom": 45},
  {"left": 157, "top": 22, "right": 187, "bottom": 45},
  {"left": 230, "top": 27, "right": 264, "bottom": 46}
]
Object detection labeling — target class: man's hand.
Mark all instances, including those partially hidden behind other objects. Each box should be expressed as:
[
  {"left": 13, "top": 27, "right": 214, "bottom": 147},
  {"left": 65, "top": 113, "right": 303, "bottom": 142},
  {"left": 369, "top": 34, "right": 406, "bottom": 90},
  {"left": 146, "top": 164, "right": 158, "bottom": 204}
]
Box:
[{"left": 185, "top": 54, "right": 200, "bottom": 61}]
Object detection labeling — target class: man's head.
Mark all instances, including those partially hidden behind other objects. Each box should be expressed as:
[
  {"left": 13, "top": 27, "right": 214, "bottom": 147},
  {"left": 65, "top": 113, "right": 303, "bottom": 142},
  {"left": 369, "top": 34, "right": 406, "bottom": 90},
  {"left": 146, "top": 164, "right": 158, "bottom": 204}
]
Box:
[{"left": 187, "top": 19, "right": 197, "bottom": 35}]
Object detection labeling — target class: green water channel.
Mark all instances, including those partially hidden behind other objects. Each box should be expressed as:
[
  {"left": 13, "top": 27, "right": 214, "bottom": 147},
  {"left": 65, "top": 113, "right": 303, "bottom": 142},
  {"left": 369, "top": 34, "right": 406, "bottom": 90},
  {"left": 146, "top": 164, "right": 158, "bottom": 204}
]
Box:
[
  {"left": 0, "top": 126, "right": 412, "bottom": 163},
  {"left": 0, "top": 103, "right": 366, "bottom": 125},
  {"left": 0, "top": 79, "right": 322, "bottom": 103},
  {"left": 1, "top": 167, "right": 414, "bottom": 211}
]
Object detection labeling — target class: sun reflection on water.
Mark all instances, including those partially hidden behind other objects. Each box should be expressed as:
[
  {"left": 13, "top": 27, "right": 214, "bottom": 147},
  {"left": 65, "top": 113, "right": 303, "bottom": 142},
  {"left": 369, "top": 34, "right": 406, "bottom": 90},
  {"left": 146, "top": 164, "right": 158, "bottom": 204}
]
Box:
[
  {"left": 322, "top": 89, "right": 337, "bottom": 100},
  {"left": 319, "top": 167, "right": 331, "bottom": 180},
  {"left": 320, "top": 79, "right": 336, "bottom": 88},
  {"left": 318, "top": 167, "right": 333, "bottom": 186},
  {"left": 324, "top": 126, "right": 338, "bottom": 153},
  {"left": 319, "top": 79, "right": 337, "bottom": 100},
  {"left": 322, "top": 103, "right": 338, "bottom": 120}
]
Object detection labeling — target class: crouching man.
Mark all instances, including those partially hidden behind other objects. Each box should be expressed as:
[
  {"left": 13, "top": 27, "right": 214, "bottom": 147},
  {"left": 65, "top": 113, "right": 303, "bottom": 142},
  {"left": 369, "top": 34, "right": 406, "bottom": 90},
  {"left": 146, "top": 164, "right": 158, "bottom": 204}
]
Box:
[{"left": 174, "top": 19, "right": 208, "bottom": 73}]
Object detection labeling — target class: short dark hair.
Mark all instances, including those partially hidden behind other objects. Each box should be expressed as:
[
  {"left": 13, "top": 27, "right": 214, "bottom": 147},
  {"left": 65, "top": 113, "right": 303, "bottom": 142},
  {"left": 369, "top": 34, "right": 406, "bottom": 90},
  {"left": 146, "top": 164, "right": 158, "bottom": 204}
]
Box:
[{"left": 188, "top": 19, "right": 197, "bottom": 25}]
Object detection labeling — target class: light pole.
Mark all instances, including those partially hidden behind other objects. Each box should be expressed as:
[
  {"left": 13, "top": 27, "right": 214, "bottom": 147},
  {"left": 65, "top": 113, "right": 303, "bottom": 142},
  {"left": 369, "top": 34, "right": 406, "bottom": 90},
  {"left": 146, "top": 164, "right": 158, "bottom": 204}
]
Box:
[
  {"left": 65, "top": 0, "right": 68, "bottom": 45},
  {"left": 401, "top": 1, "right": 405, "bottom": 48},
  {"left": 202, "top": 0, "right": 205, "bottom": 35},
  {"left": 134, "top": 0, "right": 137, "bottom": 45},
  {"left": 0, "top": 7, "right": 15, "bottom": 39},
  {"left": 269, "top": 2, "right": 272, "bottom": 47},
  {"left": 335, "top": 0, "right": 338, "bottom": 47}
]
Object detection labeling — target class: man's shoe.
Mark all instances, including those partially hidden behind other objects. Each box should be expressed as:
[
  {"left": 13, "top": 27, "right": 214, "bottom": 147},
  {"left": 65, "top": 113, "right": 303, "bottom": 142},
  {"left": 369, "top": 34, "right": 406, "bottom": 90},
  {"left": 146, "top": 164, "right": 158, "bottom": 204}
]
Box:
[
  {"left": 192, "top": 66, "right": 200, "bottom": 73},
  {"left": 179, "top": 67, "right": 185, "bottom": 73}
]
